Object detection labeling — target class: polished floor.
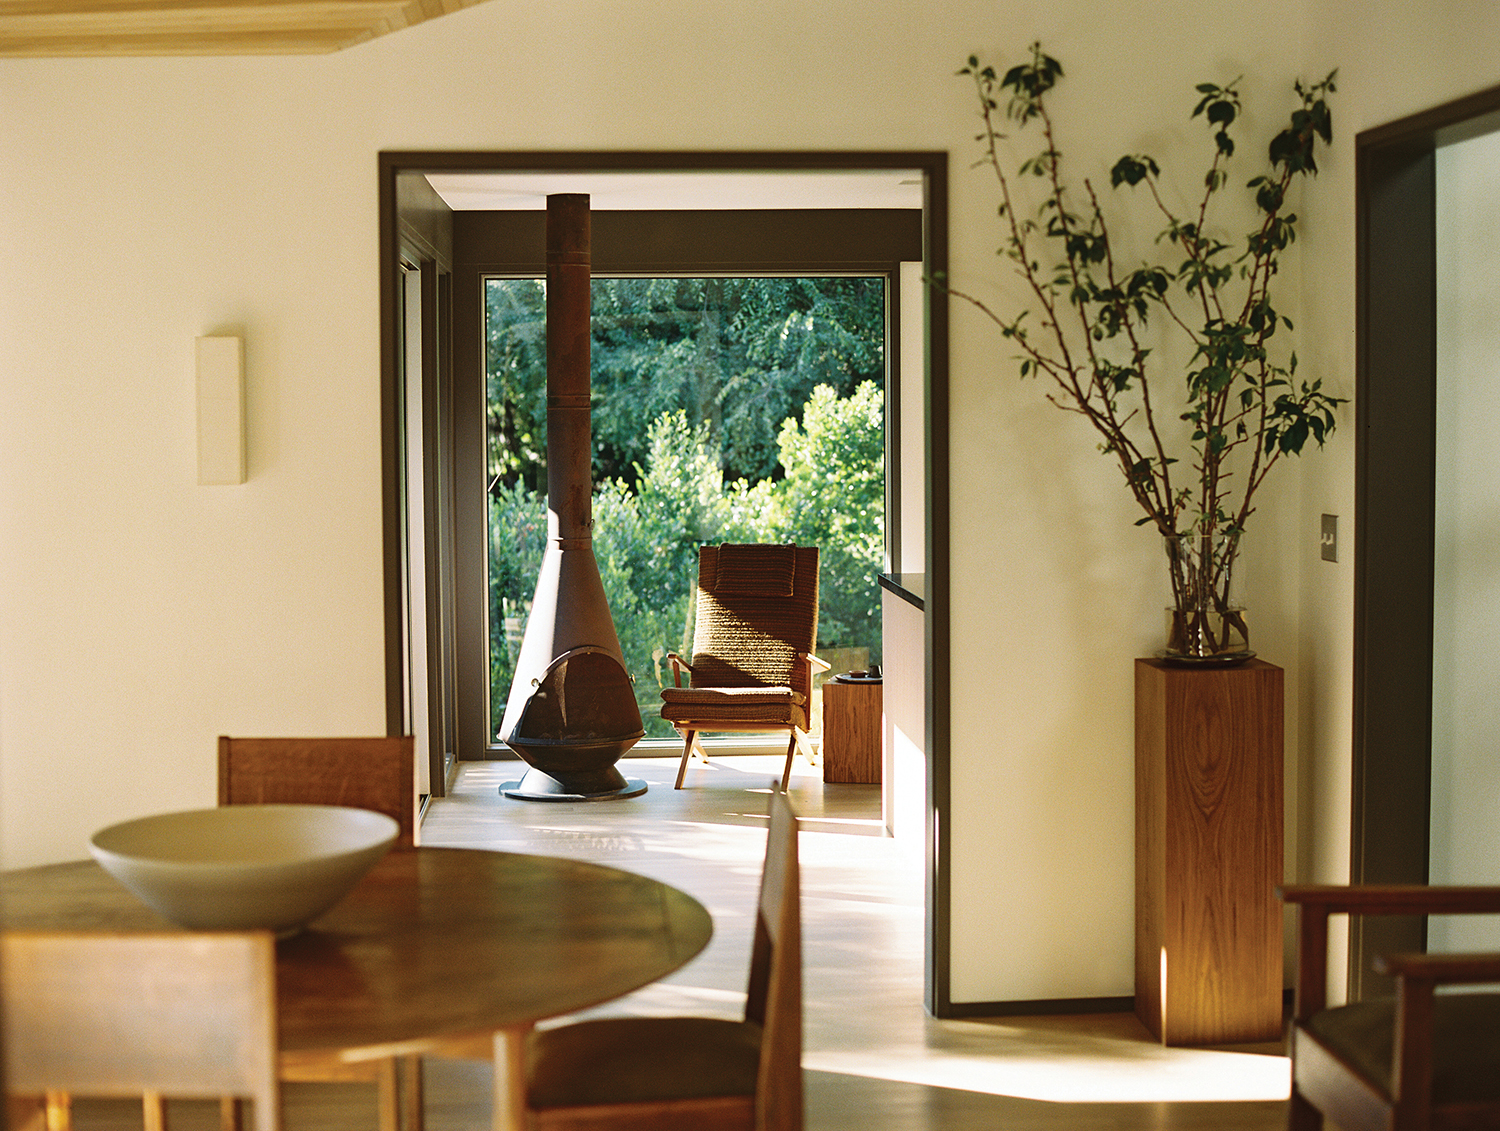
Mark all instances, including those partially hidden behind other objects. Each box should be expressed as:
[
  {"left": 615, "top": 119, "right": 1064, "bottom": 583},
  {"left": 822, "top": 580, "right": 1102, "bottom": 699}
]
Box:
[
  {"left": 415, "top": 751, "right": 1291, "bottom": 1130},
  {"left": 73, "top": 751, "right": 1292, "bottom": 1130}
]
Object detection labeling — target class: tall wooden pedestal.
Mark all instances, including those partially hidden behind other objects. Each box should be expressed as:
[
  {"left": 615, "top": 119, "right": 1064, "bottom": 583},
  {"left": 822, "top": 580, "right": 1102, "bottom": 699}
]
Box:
[{"left": 1135, "top": 657, "right": 1283, "bottom": 1045}]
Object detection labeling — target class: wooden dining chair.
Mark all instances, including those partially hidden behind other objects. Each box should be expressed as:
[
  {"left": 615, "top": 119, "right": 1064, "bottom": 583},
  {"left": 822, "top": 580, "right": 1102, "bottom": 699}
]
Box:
[
  {"left": 660, "top": 544, "right": 828, "bottom": 791},
  {"left": 217, "top": 735, "right": 418, "bottom": 849},
  {"left": 219, "top": 735, "right": 421, "bottom": 1131},
  {"left": 1279, "top": 883, "right": 1500, "bottom": 1130},
  {"left": 2, "top": 930, "right": 280, "bottom": 1131},
  {"left": 516, "top": 785, "right": 803, "bottom": 1131}
]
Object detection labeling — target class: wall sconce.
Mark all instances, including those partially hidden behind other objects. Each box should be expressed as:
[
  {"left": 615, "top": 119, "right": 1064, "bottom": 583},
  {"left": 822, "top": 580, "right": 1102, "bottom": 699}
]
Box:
[{"left": 196, "top": 335, "right": 245, "bottom": 485}]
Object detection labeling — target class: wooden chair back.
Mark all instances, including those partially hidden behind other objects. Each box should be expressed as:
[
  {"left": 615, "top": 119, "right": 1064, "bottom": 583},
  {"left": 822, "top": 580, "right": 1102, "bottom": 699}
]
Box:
[
  {"left": 218, "top": 735, "right": 417, "bottom": 849},
  {"left": 745, "top": 787, "right": 802, "bottom": 1131},
  {"left": 690, "top": 545, "right": 819, "bottom": 704},
  {"left": 1281, "top": 883, "right": 1500, "bottom": 1131},
  {"left": 2, "top": 930, "right": 280, "bottom": 1131}
]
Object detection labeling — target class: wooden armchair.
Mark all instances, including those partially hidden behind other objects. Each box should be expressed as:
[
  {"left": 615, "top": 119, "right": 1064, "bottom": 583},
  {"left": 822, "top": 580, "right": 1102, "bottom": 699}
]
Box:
[
  {"left": 660, "top": 544, "right": 828, "bottom": 791},
  {"left": 1280, "top": 884, "right": 1500, "bottom": 1131},
  {"left": 2, "top": 930, "right": 280, "bottom": 1131},
  {"left": 219, "top": 735, "right": 421, "bottom": 1131},
  {"left": 518, "top": 786, "right": 803, "bottom": 1131}
]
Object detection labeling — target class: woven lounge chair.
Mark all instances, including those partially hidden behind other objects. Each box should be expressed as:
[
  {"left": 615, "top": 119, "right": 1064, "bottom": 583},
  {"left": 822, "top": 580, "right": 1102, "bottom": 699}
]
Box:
[{"left": 660, "top": 544, "right": 827, "bottom": 791}]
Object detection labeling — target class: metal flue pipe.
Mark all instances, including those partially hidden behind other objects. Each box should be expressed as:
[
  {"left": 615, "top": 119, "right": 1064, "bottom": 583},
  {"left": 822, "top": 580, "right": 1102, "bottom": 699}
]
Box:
[{"left": 498, "top": 194, "right": 646, "bottom": 801}]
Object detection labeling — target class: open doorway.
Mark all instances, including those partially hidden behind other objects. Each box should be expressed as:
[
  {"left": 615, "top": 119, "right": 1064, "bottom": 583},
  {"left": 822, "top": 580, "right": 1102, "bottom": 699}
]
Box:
[{"left": 379, "top": 151, "right": 956, "bottom": 1014}]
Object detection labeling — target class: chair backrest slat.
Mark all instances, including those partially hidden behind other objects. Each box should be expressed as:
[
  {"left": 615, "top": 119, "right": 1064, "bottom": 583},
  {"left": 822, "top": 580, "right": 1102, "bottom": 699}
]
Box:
[
  {"left": 2, "top": 931, "right": 281, "bottom": 1131},
  {"left": 744, "top": 788, "right": 802, "bottom": 1131},
  {"left": 218, "top": 735, "right": 416, "bottom": 849}
]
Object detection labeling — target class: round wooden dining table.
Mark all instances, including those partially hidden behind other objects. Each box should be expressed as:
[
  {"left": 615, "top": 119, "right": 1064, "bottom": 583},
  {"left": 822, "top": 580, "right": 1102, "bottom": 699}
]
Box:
[{"left": 0, "top": 846, "right": 714, "bottom": 1130}]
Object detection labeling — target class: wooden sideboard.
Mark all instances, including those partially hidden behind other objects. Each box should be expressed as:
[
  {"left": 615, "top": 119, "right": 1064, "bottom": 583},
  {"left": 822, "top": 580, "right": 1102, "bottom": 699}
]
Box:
[{"left": 1134, "top": 657, "right": 1284, "bottom": 1045}]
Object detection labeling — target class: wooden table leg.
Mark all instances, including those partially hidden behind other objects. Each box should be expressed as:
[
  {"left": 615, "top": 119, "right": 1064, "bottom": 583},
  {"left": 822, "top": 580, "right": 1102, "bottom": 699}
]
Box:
[
  {"left": 491, "top": 1028, "right": 531, "bottom": 1131},
  {"left": 399, "top": 1055, "right": 424, "bottom": 1131},
  {"left": 375, "top": 1060, "right": 399, "bottom": 1131},
  {"left": 6, "top": 1095, "right": 47, "bottom": 1131},
  {"left": 44, "top": 1092, "right": 71, "bottom": 1131}
]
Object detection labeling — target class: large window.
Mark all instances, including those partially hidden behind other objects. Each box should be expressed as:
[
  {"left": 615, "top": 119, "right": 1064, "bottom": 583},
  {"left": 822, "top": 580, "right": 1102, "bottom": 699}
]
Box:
[{"left": 485, "top": 276, "right": 887, "bottom": 740}]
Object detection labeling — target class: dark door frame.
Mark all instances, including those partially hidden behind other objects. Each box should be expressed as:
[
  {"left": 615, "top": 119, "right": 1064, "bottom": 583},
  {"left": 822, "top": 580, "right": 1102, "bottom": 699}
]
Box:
[
  {"left": 1352, "top": 85, "right": 1500, "bottom": 997},
  {"left": 377, "top": 150, "right": 955, "bottom": 1014}
]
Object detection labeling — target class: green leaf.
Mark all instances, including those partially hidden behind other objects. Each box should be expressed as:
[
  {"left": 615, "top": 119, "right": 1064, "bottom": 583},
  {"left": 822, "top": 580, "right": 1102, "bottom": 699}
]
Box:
[
  {"left": 1207, "top": 99, "right": 1236, "bottom": 126},
  {"left": 1111, "top": 155, "right": 1154, "bottom": 187}
]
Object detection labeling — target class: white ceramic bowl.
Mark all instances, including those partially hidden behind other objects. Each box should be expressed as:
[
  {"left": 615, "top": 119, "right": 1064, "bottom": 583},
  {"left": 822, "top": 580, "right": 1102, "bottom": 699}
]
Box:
[{"left": 89, "top": 804, "right": 399, "bottom": 934}]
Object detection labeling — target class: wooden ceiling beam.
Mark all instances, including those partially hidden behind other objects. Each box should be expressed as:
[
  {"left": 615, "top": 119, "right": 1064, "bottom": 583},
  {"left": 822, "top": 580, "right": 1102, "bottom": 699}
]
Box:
[{"left": 0, "top": 0, "right": 492, "bottom": 55}]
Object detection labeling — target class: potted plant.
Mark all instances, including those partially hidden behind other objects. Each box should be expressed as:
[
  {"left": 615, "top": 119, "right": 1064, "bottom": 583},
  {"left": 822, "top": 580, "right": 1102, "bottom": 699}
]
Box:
[{"left": 951, "top": 44, "right": 1341, "bottom": 662}]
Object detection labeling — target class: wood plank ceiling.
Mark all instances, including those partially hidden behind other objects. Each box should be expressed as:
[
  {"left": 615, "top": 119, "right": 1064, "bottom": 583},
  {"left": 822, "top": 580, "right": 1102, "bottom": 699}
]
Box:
[{"left": 0, "top": 0, "right": 495, "bottom": 56}]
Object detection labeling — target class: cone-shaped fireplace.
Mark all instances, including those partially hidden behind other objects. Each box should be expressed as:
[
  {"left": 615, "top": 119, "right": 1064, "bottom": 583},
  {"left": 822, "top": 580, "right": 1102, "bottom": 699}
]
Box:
[{"left": 499, "top": 193, "right": 646, "bottom": 801}]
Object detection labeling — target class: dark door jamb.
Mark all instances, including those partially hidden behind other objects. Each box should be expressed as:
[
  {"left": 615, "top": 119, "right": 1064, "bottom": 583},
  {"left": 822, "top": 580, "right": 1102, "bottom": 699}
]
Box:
[{"left": 1352, "top": 85, "right": 1500, "bottom": 998}]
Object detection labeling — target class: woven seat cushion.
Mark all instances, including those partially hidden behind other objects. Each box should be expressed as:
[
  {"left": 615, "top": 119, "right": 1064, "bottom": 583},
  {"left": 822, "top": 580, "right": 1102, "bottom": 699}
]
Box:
[
  {"left": 660, "top": 685, "right": 806, "bottom": 727},
  {"left": 1306, "top": 992, "right": 1500, "bottom": 1104},
  {"left": 526, "top": 1015, "right": 762, "bottom": 1108}
]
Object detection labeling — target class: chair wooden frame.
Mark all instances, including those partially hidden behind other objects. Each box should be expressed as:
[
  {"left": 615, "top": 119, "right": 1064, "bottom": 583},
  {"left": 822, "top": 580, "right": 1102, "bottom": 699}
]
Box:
[
  {"left": 664, "top": 653, "right": 829, "bottom": 792},
  {"left": 2, "top": 930, "right": 280, "bottom": 1131},
  {"left": 1280, "top": 883, "right": 1500, "bottom": 1131},
  {"left": 661, "top": 545, "right": 828, "bottom": 792},
  {"left": 519, "top": 786, "right": 803, "bottom": 1131},
  {"left": 218, "top": 735, "right": 422, "bottom": 1131}
]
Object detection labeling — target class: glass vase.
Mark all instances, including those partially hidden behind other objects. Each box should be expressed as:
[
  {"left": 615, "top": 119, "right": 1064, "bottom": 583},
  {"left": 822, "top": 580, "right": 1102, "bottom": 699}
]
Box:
[{"left": 1162, "top": 531, "right": 1253, "bottom": 664}]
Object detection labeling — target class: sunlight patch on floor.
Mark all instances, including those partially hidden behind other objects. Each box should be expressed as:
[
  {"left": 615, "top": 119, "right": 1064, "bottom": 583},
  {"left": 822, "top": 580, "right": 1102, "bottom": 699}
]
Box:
[
  {"left": 803, "top": 1044, "right": 1290, "bottom": 1103},
  {"left": 424, "top": 758, "right": 1291, "bottom": 1119}
]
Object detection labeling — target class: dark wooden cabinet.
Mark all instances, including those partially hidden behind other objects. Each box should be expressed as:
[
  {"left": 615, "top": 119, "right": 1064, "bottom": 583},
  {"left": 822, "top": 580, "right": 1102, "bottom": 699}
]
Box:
[{"left": 1135, "top": 657, "right": 1284, "bottom": 1045}]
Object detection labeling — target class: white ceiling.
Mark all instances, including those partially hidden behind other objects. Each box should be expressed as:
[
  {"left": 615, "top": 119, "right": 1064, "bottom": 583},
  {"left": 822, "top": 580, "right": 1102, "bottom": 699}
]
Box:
[{"left": 424, "top": 170, "right": 925, "bottom": 211}]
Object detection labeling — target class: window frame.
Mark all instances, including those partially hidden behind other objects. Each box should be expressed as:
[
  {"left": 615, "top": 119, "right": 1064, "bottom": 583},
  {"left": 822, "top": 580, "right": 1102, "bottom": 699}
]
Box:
[
  {"left": 450, "top": 207, "right": 921, "bottom": 758},
  {"left": 478, "top": 269, "right": 897, "bottom": 751}
]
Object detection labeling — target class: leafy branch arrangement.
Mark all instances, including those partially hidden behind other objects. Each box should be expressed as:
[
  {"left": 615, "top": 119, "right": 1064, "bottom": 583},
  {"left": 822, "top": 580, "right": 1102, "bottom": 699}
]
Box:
[{"left": 953, "top": 45, "right": 1342, "bottom": 657}]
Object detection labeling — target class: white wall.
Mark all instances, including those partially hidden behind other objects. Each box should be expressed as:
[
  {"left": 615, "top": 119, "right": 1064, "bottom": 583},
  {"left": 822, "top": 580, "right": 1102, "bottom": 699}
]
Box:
[
  {"left": 1431, "top": 129, "right": 1500, "bottom": 952},
  {"left": 940, "top": 5, "right": 1310, "bottom": 1003},
  {"left": 2, "top": 0, "right": 1495, "bottom": 1004}
]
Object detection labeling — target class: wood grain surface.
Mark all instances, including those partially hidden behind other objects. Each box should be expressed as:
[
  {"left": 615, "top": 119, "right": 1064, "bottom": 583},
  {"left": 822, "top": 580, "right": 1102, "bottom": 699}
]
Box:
[
  {"left": 1, "top": 848, "right": 712, "bottom": 1063},
  {"left": 1135, "top": 658, "right": 1284, "bottom": 1045},
  {"left": 821, "top": 681, "right": 882, "bottom": 785}
]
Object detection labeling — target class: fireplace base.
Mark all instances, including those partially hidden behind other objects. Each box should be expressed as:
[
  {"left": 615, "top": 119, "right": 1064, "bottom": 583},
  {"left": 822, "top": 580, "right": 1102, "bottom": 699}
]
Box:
[{"left": 500, "top": 766, "right": 648, "bottom": 802}]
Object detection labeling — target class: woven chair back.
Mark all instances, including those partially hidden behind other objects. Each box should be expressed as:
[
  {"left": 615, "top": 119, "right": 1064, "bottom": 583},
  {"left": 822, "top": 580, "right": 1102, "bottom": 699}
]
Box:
[{"left": 690, "top": 545, "right": 819, "bottom": 700}]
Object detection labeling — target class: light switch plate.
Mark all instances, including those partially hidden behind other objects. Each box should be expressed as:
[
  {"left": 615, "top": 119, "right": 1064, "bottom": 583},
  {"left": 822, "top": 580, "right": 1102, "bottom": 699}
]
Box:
[{"left": 1321, "top": 514, "right": 1338, "bottom": 562}]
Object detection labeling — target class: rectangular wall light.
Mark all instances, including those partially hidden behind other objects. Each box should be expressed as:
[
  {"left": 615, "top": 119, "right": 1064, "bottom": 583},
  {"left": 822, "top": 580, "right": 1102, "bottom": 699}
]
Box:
[{"left": 196, "top": 335, "right": 245, "bottom": 485}]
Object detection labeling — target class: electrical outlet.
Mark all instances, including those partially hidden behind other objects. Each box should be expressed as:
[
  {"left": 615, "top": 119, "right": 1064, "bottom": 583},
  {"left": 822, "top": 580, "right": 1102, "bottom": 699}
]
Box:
[{"left": 1321, "top": 514, "right": 1338, "bottom": 562}]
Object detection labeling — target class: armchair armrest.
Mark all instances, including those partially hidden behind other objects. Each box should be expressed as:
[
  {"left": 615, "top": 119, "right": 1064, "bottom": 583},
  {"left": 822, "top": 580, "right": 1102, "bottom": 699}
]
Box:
[
  {"left": 665, "top": 652, "right": 692, "bottom": 688},
  {"left": 802, "top": 653, "right": 831, "bottom": 671},
  {"left": 1279, "top": 884, "right": 1500, "bottom": 917},
  {"left": 1279, "top": 884, "right": 1500, "bottom": 1020},
  {"left": 1353, "top": 950, "right": 1500, "bottom": 1113},
  {"left": 1374, "top": 950, "right": 1500, "bottom": 984}
]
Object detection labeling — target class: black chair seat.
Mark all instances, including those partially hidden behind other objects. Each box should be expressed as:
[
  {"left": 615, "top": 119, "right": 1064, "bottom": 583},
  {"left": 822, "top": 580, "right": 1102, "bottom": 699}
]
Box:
[
  {"left": 1307, "top": 992, "right": 1500, "bottom": 1105},
  {"left": 527, "top": 1016, "right": 762, "bottom": 1109}
]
